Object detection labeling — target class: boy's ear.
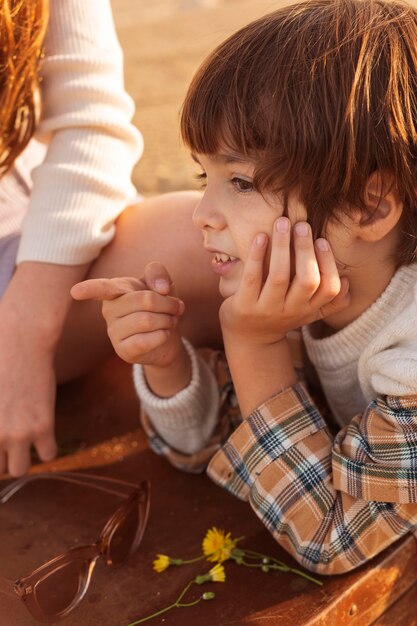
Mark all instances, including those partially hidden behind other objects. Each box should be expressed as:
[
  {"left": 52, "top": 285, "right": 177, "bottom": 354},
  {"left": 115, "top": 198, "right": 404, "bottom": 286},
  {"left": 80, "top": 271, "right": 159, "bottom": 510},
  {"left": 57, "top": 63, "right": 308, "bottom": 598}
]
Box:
[{"left": 354, "top": 170, "right": 403, "bottom": 242}]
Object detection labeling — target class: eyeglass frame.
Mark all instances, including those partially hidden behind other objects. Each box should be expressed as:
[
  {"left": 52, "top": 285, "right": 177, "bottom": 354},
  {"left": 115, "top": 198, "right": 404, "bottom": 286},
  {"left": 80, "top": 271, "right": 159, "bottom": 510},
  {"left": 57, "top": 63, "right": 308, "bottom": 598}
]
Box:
[{"left": 0, "top": 471, "right": 150, "bottom": 623}]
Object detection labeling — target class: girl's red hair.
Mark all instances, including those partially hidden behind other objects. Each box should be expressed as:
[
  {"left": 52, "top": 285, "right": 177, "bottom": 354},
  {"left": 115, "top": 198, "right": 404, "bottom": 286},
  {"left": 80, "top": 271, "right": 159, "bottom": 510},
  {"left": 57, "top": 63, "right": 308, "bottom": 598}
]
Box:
[{"left": 0, "top": 0, "right": 48, "bottom": 174}]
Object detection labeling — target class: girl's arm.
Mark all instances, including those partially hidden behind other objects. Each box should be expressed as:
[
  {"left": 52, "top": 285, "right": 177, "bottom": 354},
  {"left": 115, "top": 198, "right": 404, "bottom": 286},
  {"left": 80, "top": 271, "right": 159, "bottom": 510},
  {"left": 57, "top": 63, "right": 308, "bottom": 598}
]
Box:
[
  {"left": 0, "top": 0, "right": 141, "bottom": 476},
  {"left": 18, "top": 0, "right": 142, "bottom": 265},
  {"left": 0, "top": 261, "right": 89, "bottom": 475}
]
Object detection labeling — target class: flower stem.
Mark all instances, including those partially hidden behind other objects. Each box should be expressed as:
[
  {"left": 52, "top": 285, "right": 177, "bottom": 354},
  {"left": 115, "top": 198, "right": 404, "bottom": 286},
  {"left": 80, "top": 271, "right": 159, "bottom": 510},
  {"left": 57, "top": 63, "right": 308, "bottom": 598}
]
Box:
[
  {"left": 234, "top": 550, "right": 322, "bottom": 586},
  {"left": 276, "top": 565, "right": 323, "bottom": 586},
  {"left": 180, "top": 555, "right": 206, "bottom": 564},
  {"left": 175, "top": 580, "right": 194, "bottom": 604},
  {"left": 177, "top": 598, "right": 203, "bottom": 608},
  {"left": 242, "top": 549, "right": 289, "bottom": 569},
  {"left": 126, "top": 602, "right": 177, "bottom": 625},
  {"left": 127, "top": 580, "right": 199, "bottom": 625}
]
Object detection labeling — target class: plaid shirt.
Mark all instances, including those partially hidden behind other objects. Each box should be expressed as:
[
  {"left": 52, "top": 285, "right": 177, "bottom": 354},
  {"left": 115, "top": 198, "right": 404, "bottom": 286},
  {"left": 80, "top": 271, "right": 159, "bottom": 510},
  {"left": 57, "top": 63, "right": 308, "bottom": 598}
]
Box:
[{"left": 140, "top": 346, "right": 417, "bottom": 575}]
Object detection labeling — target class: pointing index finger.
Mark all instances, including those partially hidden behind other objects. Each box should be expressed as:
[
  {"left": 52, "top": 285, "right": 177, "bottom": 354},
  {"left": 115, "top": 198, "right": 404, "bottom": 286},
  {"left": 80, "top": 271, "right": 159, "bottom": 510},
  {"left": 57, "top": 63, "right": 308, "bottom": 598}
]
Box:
[{"left": 71, "top": 277, "right": 145, "bottom": 302}]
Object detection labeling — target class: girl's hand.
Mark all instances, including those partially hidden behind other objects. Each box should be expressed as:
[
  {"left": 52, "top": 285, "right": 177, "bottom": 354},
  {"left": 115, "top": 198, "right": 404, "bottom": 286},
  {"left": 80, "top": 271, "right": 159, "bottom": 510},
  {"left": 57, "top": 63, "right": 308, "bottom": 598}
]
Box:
[
  {"left": 0, "top": 314, "right": 57, "bottom": 476},
  {"left": 71, "top": 262, "right": 185, "bottom": 368},
  {"left": 219, "top": 218, "right": 350, "bottom": 347}
]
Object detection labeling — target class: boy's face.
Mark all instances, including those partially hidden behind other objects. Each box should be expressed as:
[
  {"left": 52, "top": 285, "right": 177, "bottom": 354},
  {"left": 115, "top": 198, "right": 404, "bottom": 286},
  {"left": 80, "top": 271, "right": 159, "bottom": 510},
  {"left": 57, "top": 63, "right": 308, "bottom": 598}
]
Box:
[
  {"left": 192, "top": 151, "right": 401, "bottom": 332},
  {"left": 192, "top": 151, "right": 308, "bottom": 298}
]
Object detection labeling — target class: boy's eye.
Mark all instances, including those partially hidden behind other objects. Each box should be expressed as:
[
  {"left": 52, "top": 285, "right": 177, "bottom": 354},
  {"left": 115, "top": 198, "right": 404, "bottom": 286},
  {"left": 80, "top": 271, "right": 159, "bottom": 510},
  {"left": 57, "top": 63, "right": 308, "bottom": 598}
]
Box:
[
  {"left": 195, "top": 172, "right": 207, "bottom": 189},
  {"left": 231, "top": 177, "right": 254, "bottom": 193}
]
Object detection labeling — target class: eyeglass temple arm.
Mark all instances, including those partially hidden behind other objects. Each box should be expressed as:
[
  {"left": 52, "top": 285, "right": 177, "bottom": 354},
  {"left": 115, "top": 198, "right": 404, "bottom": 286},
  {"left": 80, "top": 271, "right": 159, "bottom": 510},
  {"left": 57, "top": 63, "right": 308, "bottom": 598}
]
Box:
[
  {"left": 0, "top": 576, "right": 16, "bottom": 598},
  {"left": 0, "top": 472, "right": 142, "bottom": 504}
]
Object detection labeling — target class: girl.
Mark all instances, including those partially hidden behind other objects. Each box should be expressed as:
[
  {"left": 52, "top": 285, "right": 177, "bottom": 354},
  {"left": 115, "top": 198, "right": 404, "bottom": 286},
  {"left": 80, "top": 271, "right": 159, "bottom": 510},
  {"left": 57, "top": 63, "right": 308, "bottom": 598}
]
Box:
[{"left": 0, "top": 0, "right": 219, "bottom": 477}]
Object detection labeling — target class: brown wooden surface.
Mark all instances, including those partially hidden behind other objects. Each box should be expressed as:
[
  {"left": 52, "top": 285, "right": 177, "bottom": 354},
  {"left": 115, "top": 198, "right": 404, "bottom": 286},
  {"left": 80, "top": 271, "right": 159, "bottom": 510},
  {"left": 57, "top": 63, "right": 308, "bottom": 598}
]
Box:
[
  {"left": 373, "top": 581, "right": 417, "bottom": 626},
  {"left": 1, "top": 357, "right": 417, "bottom": 626}
]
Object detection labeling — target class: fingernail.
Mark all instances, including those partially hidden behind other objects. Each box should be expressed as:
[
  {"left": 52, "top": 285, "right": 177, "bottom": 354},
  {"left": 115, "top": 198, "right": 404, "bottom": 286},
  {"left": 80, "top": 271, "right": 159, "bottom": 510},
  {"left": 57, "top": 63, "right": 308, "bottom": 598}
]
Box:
[
  {"left": 276, "top": 218, "right": 289, "bottom": 233},
  {"left": 295, "top": 222, "right": 309, "bottom": 236},
  {"left": 155, "top": 279, "right": 169, "bottom": 292},
  {"left": 178, "top": 300, "right": 185, "bottom": 315},
  {"left": 316, "top": 238, "right": 329, "bottom": 252},
  {"left": 256, "top": 233, "right": 267, "bottom": 247},
  {"left": 172, "top": 316, "right": 178, "bottom": 327}
]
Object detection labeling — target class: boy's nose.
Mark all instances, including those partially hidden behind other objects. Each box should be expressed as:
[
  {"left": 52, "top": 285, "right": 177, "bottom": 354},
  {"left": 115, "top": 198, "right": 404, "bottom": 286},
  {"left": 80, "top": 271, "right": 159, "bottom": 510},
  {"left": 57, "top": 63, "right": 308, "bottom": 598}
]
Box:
[{"left": 192, "top": 195, "right": 225, "bottom": 231}]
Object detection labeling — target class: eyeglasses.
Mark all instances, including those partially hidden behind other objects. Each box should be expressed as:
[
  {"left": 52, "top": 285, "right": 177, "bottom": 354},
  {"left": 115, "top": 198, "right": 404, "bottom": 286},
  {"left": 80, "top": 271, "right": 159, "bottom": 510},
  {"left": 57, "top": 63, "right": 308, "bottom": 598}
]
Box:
[{"left": 0, "top": 471, "right": 150, "bottom": 623}]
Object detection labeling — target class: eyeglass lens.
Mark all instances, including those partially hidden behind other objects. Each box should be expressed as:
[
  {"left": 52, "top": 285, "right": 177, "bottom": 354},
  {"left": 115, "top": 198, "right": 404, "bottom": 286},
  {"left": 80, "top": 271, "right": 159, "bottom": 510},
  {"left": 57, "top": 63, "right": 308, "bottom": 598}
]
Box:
[
  {"left": 35, "top": 495, "right": 142, "bottom": 618},
  {"left": 108, "top": 496, "right": 140, "bottom": 565},
  {"left": 35, "top": 558, "right": 87, "bottom": 617}
]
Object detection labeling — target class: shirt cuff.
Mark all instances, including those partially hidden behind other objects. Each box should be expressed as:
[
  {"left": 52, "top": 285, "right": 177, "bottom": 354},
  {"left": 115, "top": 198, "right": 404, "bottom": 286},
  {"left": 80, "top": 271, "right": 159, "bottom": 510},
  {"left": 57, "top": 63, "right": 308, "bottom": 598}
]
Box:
[
  {"left": 207, "top": 382, "right": 327, "bottom": 500},
  {"left": 133, "top": 338, "right": 220, "bottom": 455}
]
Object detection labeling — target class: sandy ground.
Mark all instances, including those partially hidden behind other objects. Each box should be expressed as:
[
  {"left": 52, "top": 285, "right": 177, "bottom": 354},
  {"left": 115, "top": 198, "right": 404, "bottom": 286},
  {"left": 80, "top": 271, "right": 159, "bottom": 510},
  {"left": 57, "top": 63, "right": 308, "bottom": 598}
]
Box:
[{"left": 111, "top": 0, "right": 285, "bottom": 195}]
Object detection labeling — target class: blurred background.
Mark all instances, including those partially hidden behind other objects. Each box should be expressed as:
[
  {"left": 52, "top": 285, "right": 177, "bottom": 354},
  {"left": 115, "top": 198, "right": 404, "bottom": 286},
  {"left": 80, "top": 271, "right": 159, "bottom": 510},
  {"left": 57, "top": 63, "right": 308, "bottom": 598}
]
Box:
[{"left": 112, "top": 0, "right": 282, "bottom": 196}]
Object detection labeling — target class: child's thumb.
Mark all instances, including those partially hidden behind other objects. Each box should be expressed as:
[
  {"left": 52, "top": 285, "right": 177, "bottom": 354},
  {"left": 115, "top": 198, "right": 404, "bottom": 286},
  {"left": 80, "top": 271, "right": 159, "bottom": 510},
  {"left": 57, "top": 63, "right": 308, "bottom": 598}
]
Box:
[{"left": 144, "top": 261, "right": 177, "bottom": 296}]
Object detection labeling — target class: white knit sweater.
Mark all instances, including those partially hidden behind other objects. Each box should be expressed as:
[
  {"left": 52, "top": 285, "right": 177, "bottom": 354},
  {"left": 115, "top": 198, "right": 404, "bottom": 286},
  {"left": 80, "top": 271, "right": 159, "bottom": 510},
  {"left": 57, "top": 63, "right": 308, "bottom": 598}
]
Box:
[
  {"left": 0, "top": 0, "right": 142, "bottom": 265},
  {"left": 134, "top": 264, "right": 417, "bottom": 453},
  {"left": 303, "top": 263, "right": 417, "bottom": 427}
]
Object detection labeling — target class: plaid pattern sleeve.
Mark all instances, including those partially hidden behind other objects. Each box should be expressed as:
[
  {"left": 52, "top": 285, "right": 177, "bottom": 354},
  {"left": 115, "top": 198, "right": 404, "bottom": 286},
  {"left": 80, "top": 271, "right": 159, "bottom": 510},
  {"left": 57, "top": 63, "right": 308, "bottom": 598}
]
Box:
[
  {"left": 139, "top": 342, "right": 417, "bottom": 575},
  {"left": 208, "top": 386, "right": 417, "bottom": 574},
  {"left": 332, "top": 394, "right": 417, "bottom": 502}
]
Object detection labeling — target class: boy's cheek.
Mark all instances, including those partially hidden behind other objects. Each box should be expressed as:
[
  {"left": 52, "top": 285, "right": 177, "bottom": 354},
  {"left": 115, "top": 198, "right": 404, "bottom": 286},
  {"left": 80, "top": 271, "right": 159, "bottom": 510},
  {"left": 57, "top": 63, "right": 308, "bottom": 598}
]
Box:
[{"left": 219, "top": 276, "right": 238, "bottom": 299}]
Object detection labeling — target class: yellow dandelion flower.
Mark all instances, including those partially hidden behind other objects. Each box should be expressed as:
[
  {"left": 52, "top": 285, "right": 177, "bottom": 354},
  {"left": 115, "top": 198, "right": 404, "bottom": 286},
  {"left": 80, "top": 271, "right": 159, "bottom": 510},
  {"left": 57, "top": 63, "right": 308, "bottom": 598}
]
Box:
[
  {"left": 195, "top": 563, "right": 226, "bottom": 585},
  {"left": 153, "top": 554, "right": 171, "bottom": 573},
  {"left": 209, "top": 563, "right": 226, "bottom": 583},
  {"left": 202, "top": 527, "right": 237, "bottom": 563}
]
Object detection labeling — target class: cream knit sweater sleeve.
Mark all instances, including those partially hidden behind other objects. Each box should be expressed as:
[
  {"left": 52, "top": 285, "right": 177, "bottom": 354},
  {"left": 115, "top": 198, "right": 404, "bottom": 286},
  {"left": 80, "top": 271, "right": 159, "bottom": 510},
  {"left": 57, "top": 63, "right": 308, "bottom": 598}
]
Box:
[
  {"left": 17, "top": 0, "right": 143, "bottom": 265},
  {"left": 133, "top": 340, "right": 220, "bottom": 455}
]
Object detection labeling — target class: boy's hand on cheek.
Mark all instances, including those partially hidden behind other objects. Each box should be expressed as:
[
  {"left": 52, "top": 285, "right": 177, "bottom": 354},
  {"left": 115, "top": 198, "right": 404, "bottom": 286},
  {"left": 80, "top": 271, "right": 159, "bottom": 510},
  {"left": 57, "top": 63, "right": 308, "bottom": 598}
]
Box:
[
  {"left": 219, "top": 217, "right": 350, "bottom": 348},
  {"left": 71, "top": 262, "right": 185, "bottom": 368}
]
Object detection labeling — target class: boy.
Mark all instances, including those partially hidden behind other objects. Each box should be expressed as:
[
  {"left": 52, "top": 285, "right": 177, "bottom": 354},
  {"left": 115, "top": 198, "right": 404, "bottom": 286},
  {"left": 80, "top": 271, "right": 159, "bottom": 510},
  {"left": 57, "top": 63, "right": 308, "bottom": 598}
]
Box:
[{"left": 73, "top": 0, "right": 417, "bottom": 574}]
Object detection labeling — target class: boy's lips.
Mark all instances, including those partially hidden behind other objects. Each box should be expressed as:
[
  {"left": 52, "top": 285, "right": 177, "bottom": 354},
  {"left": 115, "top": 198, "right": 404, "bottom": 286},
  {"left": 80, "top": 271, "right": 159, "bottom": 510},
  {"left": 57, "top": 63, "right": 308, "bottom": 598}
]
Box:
[
  {"left": 212, "top": 251, "right": 238, "bottom": 263},
  {"left": 205, "top": 246, "right": 240, "bottom": 276},
  {"left": 204, "top": 245, "right": 237, "bottom": 257}
]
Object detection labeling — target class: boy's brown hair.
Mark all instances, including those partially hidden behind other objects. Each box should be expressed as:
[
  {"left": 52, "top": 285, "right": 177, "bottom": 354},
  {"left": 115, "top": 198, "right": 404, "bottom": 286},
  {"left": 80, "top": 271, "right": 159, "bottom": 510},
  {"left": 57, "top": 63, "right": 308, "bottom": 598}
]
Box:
[
  {"left": 181, "top": 0, "right": 417, "bottom": 265},
  {"left": 0, "top": 0, "right": 48, "bottom": 175}
]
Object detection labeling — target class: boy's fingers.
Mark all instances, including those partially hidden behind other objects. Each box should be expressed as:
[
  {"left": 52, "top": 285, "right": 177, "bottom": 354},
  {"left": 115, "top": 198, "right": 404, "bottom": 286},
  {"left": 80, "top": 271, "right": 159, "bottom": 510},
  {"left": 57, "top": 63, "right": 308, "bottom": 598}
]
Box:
[
  {"left": 119, "top": 329, "right": 171, "bottom": 363},
  {"left": 309, "top": 238, "right": 342, "bottom": 309},
  {"left": 144, "top": 262, "right": 176, "bottom": 296},
  {"left": 71, "top": 277, "right": 144, "bottom": 302},
  {"left": 261, "top": 217, "right": 291, "bottom": 305},
  {"left": 102, "top": 290, "right": 184, "bottom": 319},
  {"left": 108, "top": 311, "right": 177, "bottom": 339},
  {"left": 286, "top": 222, "right": 320, "bottom": 306},
  {"left": 320, "top": 276, "right": 350, "bottom": 318},
  {"left": 235, "top": 233, "right": 268, "bottom": 303}
]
